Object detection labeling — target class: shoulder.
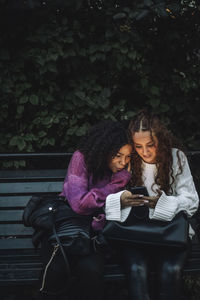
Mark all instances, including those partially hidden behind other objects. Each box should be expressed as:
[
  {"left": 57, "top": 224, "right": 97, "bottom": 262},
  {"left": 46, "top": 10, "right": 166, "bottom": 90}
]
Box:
[
  {"left": 172, "top": 148, "right": 186, "bottom": 160},
  {"left": 69, "top": 150, "right": 86, "bottom": 168},
  {"left": 72, "top": 150, "right": 85, "bottom": 160},
  {"left": 172, "top": 148, "right": 187, "bottom": 168}
]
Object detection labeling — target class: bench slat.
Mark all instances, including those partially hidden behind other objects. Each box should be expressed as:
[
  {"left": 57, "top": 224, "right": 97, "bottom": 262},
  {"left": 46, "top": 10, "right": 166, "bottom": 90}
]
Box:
[
  {"left": 0, "top": 169, "right": 66, "bottom": 181},
  {"left": 0, "top": 224, "right": 33, "bottom": 236},
  {"left": 0, "top": 269, "right": 42, "bottom": 281},
  {"left": 0, "top": 238, "right": 35, "bottom": 249},
  {"left": 0, "top": 254, "right": 41, "bottom": 262},
  {"left": 0, "top": 196, "right": 31, "bottom": 208},
  {"left": 0, "top": 181, "right": 63, "bottom": 194},
  {"left": 0, "top": 210, "right": 23, "bottom": 222},
  {"left": 0, "top": 262, "right": 43, "bottom": 269}
]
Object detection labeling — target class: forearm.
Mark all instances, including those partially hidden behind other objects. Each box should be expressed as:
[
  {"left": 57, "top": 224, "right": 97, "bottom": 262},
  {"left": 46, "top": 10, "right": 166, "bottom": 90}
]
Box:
[{"left": 64, "top": 170, "right": 131, "bottom": 215}]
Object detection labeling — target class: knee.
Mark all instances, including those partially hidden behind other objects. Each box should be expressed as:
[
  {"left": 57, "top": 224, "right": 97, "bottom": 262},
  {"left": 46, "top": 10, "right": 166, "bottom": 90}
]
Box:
[
  {"left": 162, "top": 262, "right": 182, "bottom": 279},
  {"left": 129, "top": 262, "right": 147, "bottom": 278}
]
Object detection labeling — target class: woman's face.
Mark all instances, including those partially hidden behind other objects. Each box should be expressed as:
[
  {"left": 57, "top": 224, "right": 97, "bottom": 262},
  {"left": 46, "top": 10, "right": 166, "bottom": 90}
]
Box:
[
  {"left": 132, "top": 131, "right": 158, "bottom": 164},
  {"left": 108, "top": 144, "right": 132, "bottom": 173}
]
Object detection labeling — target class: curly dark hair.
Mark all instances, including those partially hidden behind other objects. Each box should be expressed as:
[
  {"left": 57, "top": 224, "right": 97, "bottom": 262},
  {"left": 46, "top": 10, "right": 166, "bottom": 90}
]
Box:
[
  {"left": 128, "top": 110, "right": 184, "bottom": 195},
  {"left": 78, "top": 120, "right": 130, "bottom": 183}
]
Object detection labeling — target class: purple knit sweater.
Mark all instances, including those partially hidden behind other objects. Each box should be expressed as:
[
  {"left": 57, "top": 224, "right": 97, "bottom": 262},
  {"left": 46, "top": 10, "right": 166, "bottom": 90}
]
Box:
[{"left": 60, "top": 150, "right": 131, "bottom": 231}]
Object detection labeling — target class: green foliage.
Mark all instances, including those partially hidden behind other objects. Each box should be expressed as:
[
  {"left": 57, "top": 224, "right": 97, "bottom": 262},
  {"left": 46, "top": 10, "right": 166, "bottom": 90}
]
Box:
[{"left": 0, "top": 0, "right": 200, "bottom": 154}]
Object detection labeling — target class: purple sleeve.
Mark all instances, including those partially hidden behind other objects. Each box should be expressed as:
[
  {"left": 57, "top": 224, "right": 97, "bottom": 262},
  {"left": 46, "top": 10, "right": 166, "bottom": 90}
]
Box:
[{"left": 60, "top": 151, "right": 131, "bottom": 215}]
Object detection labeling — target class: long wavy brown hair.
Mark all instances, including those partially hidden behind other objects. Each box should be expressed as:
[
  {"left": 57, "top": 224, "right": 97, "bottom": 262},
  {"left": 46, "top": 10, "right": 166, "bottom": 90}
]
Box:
[{"left": 128, "top": 110, "right": 184, "bottom": 195}]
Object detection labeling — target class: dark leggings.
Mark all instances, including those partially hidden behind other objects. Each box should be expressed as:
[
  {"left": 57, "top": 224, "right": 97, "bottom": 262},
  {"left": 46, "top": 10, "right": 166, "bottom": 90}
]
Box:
[
  {"left": 121, "top": 244, "right": 190, "bottom": 300},
  {"left": 38, "top": 237, "right": 105, "bottom": 300}
]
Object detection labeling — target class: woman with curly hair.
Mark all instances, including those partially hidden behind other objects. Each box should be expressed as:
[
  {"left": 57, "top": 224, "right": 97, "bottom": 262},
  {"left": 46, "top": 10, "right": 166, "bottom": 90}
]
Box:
[
  {"left": 39, "top": 120, "right": 133, "bottom": 300},
  {"left": 105, "top": 110, "right": 199, "bottom": 300}
]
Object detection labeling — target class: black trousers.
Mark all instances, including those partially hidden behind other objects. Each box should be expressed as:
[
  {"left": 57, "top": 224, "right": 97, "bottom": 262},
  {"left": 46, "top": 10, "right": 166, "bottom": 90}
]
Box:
[
  {"left": 38, "top": 236, "right": 105, "bottom": 300},
  {"left": 120, "top": 243, "right": 190, "bottom": 300}
]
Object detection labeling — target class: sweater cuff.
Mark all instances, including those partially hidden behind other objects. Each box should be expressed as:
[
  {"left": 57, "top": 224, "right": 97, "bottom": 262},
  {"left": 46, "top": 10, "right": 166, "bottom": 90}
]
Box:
[
  {"left": 121, "top": 206, "right": 132, "bottom": 222},
  {"left": 105, "top": 191, "right": 123, "bottom": 221},
  {"left": 105, "top": 190, "right": 132, "bottom": 222},
  {"left": 149, "top": 191, "right": 178, "bottom": 221}
]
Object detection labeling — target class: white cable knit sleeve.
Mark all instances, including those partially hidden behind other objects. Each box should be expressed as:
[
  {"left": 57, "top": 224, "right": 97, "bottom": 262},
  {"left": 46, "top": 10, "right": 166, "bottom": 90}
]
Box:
[
  {"left": 105, "top": 190, "right": 132, "bottom": 222},
  {"left": 150, "top": 150, "right": 199, "bottom": 221}
]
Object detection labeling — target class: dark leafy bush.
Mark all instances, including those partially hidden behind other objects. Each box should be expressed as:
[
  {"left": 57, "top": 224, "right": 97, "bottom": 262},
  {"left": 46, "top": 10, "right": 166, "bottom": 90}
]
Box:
[{"left": 0, "top": 0, "right": 199, "bottom": 154}]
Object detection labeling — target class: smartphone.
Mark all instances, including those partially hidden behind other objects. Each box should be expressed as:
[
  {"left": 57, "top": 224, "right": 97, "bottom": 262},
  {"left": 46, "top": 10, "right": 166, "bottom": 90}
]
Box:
[{"left": 130, "top": 186, "right": 149, "bottom": 196}]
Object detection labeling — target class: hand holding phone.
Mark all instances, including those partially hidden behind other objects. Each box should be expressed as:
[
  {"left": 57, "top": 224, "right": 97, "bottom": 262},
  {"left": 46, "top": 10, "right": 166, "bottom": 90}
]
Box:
[
  {"left": 120, "top": 189, "right": 149, "bottom": 208},
  {"left": 130, "top": 187, "right": 161, "bottom": 208}
]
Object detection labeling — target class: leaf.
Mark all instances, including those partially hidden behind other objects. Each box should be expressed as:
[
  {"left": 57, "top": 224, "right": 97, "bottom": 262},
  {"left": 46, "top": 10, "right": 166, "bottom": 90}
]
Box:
[
  {"left": 47, "top": 63, "right": 57, "bottom": 73},
  {"left": 9, "top": 136, "right": 19, "bottom": 146},
  {"left": 9, "top": 136, "right": 26, "bottom": 151},
  {"left": 41, "top": 138, "right": 49, "bottom": 147},
  {"left": 29, "top": 95, "right": 39, "bottom": 105},
  {"left": 19, "top": 96, "right": 29, "bottom": 104},
  {"left": 24, "top": 134, "right": 34, "bottom": 141},
  {"left": 99, "top": 98, "right": 110, "bottom": 108},
  {"left": 42, "top": 116, "right": 52, "bottom": 125},
  {"left": 36, "top": 57, "right": 46, "bottom": 66},
  {"left": 113, "top": 13, "right": 126, "bottom": 20},
  {"left": 19, "top": 160, "right": 26, "bottom": 167},
  {"left": 128, "top": 51, "right": 137, "bottom": 60},
  {"left": 17, "top": 138, "right": 26, "bottom": 151},
  {"left": 53, "top": 117, "right": 59, "bottom": 124},
  {"left": 150, "top": 86, "right": 160, "bottom": 96},
  {"left": 38, "top": 131, "right": 47, "bottom": 138},
  {"left": 123, "top": 110, "right": 137, "bottom": 119},
  {"left": 67, "top": 126, "right": 78, "bottom": 135},
  {"left": 49, "top": 138, "right": 55, "bottom": 146},
  {"left": 121, "top": 48, "right": 128, "bottom": 54},
  {"left": 89, "top": 45, "right": 98, "bottom": 54},
  {"left": 141, "top": 78, "right": 148, "bottom": 88},
  {"left": 65, "top": 36, "right": 74, "bottom": 43},
  {"left": 89, "top": 55, "right": 97, "bottom": 63},
  {"left": 75, "top": 91, "right": 85, "bottom": 99},
  {"left": 101, "top": 88, "right": 111, "bottom": 98},
  {"left": 46, "top": 95, "right": 54, "bottom": 102},
  {"left": 149, "top": 98, "right": 160, "bottom": 107},
  {"left": 76, "top": 126, "right": 87, "bottom": 136},
  {"left": 17, "top": 105, "right": 24, "bottom": 114}
]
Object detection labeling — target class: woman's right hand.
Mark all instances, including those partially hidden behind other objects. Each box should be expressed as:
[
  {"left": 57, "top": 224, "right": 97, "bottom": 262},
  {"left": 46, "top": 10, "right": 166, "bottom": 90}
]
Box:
[{"left": 120, "top": 190, "right": 149, "bottom": 209}]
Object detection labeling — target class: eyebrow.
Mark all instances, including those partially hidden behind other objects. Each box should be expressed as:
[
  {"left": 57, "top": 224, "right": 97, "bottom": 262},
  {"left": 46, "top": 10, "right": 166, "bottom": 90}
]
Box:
[{"left": 135, "top": 141, "right": 154, "bottom": 145}]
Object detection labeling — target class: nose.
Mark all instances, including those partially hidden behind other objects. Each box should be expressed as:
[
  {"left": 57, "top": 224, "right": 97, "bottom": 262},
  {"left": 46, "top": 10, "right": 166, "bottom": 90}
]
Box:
[
  {"left": 142, "top": 146, "right": 149, "bottom": 156},
  {"left": 120, "top": 157, "right": 126, "bottom": 166}
]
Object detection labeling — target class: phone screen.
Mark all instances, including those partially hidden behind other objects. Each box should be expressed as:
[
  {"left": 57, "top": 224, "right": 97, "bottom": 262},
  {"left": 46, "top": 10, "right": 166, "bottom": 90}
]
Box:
[{"left": 130, "top": 186, "right": 149, "bottom": 196}]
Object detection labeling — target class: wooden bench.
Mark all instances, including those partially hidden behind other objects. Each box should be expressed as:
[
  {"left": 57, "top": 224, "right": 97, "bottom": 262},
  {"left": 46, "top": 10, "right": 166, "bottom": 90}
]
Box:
[{"left": 0, "top": 152, "right": 200, "bottom": 290}]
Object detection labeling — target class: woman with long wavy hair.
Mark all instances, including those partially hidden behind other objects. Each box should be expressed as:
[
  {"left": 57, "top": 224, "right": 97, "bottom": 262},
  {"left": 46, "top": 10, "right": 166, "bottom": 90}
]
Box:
[{"left": 105, "top": 110, "right": 199, "bottom": 300}]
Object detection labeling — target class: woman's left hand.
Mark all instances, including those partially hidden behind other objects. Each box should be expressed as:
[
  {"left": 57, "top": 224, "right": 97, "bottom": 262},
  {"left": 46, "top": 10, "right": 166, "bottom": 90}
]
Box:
[{"left": 142, "top": 189, "right": 162, "bottom": 208}]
